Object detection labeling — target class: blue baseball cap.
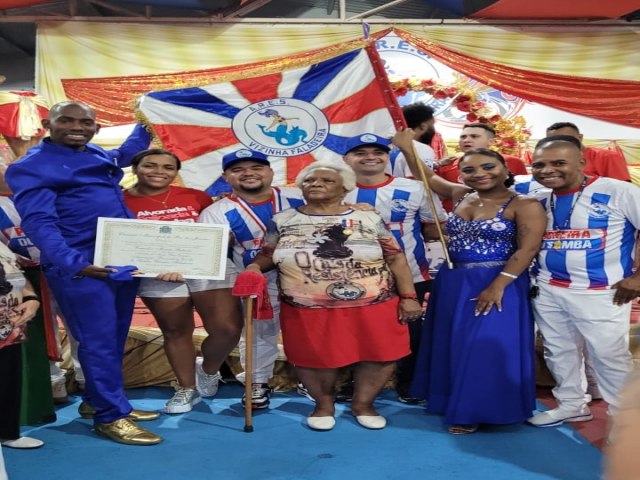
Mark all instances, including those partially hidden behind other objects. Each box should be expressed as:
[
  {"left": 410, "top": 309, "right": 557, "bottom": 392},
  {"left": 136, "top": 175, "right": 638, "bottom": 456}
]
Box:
[
  {"left": 341, "top": 134, "right": 392, "bottom": 155},
  {"left": 222, "top": 149, "right": 270, "bottom": 170}
]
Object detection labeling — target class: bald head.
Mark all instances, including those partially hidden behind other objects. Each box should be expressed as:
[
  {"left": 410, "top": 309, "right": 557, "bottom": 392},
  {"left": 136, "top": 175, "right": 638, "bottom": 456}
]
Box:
[
  {"left": 43, "top": 102, "right": 100, "bottom": 149},
  {"left": 48, "top": 101, "right": 95, "bottom": 120}
]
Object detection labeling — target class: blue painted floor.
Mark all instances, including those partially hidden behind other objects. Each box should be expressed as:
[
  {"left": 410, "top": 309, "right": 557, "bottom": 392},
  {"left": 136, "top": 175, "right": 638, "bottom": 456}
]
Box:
[{"left": 4, "top": 385, "right": 602, "bottom": 480}]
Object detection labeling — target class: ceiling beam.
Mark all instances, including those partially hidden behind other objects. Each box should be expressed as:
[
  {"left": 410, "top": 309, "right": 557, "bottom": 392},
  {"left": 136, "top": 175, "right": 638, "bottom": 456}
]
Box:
[
  {"left": 85, "top": 0, "right": 145, "bottom": 17},
  {"left": 347, "top": 0, "right": 412, "bottom": 21},
  {"left": 224, "top": 0, "right": 273, "bottom": 19},
  {"left": 0, "top": 15, "right": 635, "bottom": 28}
]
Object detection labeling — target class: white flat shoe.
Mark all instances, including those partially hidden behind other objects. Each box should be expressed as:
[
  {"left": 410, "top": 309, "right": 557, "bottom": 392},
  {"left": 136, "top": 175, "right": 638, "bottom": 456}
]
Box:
[
  {"left": 1, "top": 436, "right": 44, "bottom": 449},
  {"left": 306, "top": 416, "right": 336, "bottom": 431},
  {"left": 355, "top": 415, "right": 386, "bottom": 430}
]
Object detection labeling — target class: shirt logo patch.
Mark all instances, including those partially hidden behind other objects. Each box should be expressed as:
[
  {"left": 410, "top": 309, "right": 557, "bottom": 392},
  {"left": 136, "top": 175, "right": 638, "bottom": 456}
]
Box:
[
  {"left": 588, "top": 203, "right": 612, "bottom": 219},
  {"left": 542, "top": 229, "right": 606, "bottom": 251},
  {"left": 390, "top": 199, "right": 410, "bottom": 212}
]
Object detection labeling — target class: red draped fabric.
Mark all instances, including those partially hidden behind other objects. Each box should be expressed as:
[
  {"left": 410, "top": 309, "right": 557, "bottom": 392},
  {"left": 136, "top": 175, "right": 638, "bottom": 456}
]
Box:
[
  {"left": 392, "top": 29, "right": 640, "bottom": 128},
  {"left": 1, "top": 0, "right": 51, "bottom": 7},
  {"left": 60, "top": 28, "right": 640, "bottom": 129},
  {"left": 61, "top": 38, "right": 368, "bottom": 126},
  {"left": 473, "top": 0, "right": 639, "bottom": 19}
]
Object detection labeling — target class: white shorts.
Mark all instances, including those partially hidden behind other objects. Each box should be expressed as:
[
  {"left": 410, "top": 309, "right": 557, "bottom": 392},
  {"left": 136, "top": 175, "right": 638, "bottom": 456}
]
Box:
[{"left": 138, "top": 262, "right": 238, "bottom": 298}]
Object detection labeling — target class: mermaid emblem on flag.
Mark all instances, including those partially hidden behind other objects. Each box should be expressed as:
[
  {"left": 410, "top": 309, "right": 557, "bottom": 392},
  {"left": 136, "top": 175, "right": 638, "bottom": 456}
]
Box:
[{"left": 232, "top": 98, "right": 328, "bottom": 156}]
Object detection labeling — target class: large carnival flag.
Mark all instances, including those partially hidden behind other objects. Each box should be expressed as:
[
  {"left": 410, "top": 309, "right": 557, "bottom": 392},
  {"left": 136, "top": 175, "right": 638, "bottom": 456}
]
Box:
[{"left": 137, "top": 45, "right": 404, "bottom": 194}]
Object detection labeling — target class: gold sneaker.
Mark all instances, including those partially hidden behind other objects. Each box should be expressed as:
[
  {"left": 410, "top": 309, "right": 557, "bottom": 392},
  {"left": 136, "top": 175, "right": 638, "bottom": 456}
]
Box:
[
  {"left": 94, "top": 418, "right": 163, "bottom": 446},
  {"left": 78, "top": 402, "right": 160, "bottom": 421}
]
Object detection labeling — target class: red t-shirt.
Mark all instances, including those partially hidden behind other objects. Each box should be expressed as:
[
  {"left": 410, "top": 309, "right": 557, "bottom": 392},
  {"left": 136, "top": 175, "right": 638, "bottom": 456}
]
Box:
[
  {"left": 123, "top": 186, "right": 213, "bottom": 222},
  {"left": 583, "top": 147, "right": 630, "bottom": 181},
  {"left": 435, "top": 154, "right": 528, "bottom": 211}
]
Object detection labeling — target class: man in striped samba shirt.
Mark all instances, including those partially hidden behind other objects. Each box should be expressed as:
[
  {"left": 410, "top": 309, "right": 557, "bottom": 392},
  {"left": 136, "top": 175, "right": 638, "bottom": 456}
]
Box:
[
  {"left": 527, "top": 135, "right": 640, "bottom": 427},
  {"left": 198, "top": 149, "right": 305, "bottom": 409},
  {"left": 342, "top": 132, "right": 447, "bottom": 403}
]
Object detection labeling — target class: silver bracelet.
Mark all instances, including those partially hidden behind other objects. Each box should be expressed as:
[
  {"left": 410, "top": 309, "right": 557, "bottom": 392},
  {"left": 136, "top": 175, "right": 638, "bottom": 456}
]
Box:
[{"left": 499, "top": 271, "right": 518, "bottom": 279}]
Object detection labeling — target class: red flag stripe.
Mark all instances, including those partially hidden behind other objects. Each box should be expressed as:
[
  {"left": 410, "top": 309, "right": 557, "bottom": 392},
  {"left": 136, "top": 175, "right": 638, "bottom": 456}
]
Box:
[
  {"left": 153, "top": 124, "right": 238, "bottom": 161},
  {"left": 322, "top": 81, "right": 389, "bottom": 124},
  {"left": 232, "top": 73, "right": 283, "bottom": 105}
]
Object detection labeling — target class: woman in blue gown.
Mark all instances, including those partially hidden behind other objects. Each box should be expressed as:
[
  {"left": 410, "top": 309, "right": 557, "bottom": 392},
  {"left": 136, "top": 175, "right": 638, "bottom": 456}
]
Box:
[{"left": 409, "top": 148, "right": 546, "bottom": 434}]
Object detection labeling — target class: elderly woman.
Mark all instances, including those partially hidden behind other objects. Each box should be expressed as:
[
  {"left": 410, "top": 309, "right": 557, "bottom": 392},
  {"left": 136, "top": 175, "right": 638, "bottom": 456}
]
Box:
[{"left": 235, "top": 161, "right": 422, "bottom": 431}]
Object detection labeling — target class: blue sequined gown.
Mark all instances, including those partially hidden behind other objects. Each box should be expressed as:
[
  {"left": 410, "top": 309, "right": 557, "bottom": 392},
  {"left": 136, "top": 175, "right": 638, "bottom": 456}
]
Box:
[{"left": 410, "top": 195, "right": 535, "bottom": 426}]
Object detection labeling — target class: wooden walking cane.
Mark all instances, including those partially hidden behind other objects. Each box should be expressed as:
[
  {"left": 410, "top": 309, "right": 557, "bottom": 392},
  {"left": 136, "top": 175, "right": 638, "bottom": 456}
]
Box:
[{"left": 244, "top": 295, "right": 256, "bottom": 432}]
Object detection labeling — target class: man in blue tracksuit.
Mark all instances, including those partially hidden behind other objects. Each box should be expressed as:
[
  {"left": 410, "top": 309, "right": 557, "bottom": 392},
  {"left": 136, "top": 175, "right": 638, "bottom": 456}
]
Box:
[{"left": 6, "top": 102, "right": 162, "bottom": 445}]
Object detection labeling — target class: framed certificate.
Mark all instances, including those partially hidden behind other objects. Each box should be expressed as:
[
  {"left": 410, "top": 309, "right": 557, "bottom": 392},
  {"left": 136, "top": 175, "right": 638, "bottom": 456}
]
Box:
[{"left": 94, "top": 218, "right": 229, "bottom": 280}]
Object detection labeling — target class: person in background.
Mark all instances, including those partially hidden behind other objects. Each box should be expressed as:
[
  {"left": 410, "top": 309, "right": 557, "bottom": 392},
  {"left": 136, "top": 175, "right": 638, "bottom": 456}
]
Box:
[
  {"left": 527, "top": 136, "right": 640, "bottom": 428},
  {"left": 0, "top": 444, "right": 6, "bottom": 479},
  {"left": 342, "top": 132, "right": 447, "bottom": 403},
  {"left": 434, "top": 123, "right": 528, "bottom": 211},
  {"left": 409, "top": 148, "right": 545, "bottom": 434},
  {"left": 0, "top": 241, "right": 43, "bottom": 449},
  {"left": 402, "top": 102, "right": 448, "bottom": 160},
  {"left": 0, "top": 163, "right": 56, "bottom": 425},
  {"left": 6, "top": 102, "right": 162, "bottom": 446},
  {"left": 236, "top": 161, "right": 421, "bottom": 431},
  {"left": 199, "top": 150, "right": 305, "bottom": 409},
  {"left": 398, "top": 105, "right": 450, "bottom": 280},
  {"left": 606, "top": 369, "right": 640, "bottom": 479},
  {"left": 124, "top": 148, "right": 243, "bottom": 414},
  {"left": 546, "top": 122, "right": 630, "bottom": 182},
  {"left": 386, "top": 103, "right": 438, "bottom": 178}
]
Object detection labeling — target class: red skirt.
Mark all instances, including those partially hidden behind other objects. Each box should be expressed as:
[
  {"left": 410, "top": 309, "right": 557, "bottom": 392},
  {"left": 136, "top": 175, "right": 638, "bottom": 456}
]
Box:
[{"left": 280, "top": 298, "right": 410, "bottom": 368}]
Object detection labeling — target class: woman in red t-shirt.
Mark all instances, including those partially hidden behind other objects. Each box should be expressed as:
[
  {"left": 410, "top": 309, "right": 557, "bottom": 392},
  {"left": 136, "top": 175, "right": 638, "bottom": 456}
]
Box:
[{"left": 124, "top": 149, "right": 242, "bottom": 414}]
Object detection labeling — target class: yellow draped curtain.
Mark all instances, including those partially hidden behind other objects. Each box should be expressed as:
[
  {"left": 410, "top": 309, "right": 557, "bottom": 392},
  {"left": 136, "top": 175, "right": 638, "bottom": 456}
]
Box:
[
  {"left": 37, "top": 22, "right": 640, "bottom": 106},
  {"left": 36, "top": 22, "right": 384, "bottom": 106},
  {"left": 401, "top": 25, "right": 639, "bottom": 81}
]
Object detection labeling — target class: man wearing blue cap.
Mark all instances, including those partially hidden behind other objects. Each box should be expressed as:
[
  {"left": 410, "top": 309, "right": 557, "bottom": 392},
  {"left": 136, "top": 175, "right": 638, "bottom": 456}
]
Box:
[
  {"left": 342, "top": 133, "right": 447, "bottom": 403},
  {"left": 199, "top": 149, "right": 305, "bottom": 408}
]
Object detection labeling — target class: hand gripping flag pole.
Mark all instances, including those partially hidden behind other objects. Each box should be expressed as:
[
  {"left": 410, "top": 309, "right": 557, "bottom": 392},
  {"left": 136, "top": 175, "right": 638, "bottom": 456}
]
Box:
[{"left": 363, "top": 26, "right": 452, "bottom": 268}]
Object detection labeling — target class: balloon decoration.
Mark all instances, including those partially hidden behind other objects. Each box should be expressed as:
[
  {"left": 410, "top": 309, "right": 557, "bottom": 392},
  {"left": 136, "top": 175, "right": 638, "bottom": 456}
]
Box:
[
  {"left": 390, "top": 76, "right": 531, "bottom": 157},
  {"left": 0, "top": 90, "right": 49, "bottom": 159}
]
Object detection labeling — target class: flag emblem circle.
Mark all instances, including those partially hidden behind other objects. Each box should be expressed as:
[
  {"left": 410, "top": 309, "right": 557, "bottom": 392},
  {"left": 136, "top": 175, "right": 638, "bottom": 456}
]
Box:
[{"left": 232, "top": 98, "right": 330, "bottom": 156}]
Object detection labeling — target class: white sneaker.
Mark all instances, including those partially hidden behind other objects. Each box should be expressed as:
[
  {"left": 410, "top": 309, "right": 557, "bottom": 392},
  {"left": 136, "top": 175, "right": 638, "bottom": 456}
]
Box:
[
  {"left": 1, "top": 436, "right": 44, "bottom": 449},
  {"left": 51, "top": 376, "right": 68, "bottom": 404},
  {"left": 296, "top": 382, "right": 314, "bottom": 401},
  {"left": 165, "top": 387, "right": 201, "bottom": 414},
  {"left": 242, "top": 383, "right": 272, "bottom": 409},
  {"left": 527, "top": 405, "right": 592, "bottom": 427},
  {"left": 195, "top": 357, "right": 221, "bottom": 398}
]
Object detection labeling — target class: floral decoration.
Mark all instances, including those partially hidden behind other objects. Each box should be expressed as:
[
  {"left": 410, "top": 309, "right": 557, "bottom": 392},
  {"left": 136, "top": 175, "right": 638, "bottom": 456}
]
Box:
[{"left": 390, "top": 75, "right": 531, "bottom": 157}]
